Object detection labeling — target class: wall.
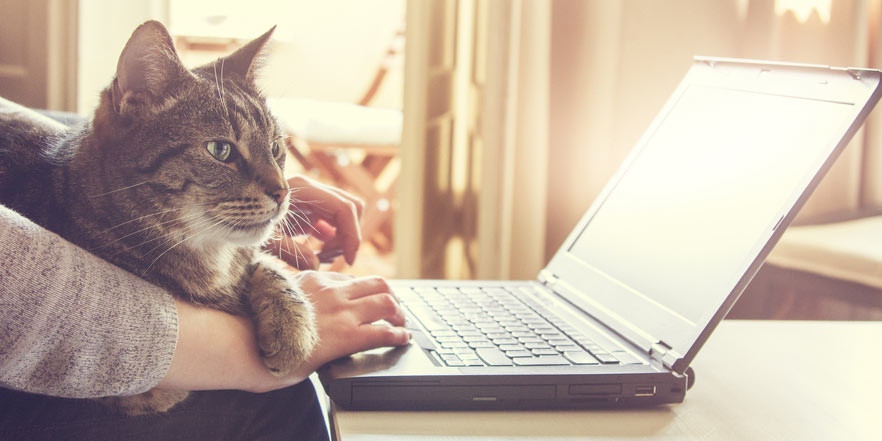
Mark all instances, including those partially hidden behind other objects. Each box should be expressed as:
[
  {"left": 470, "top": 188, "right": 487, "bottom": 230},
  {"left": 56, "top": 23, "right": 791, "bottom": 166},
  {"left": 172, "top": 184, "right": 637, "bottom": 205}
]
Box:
[
  {"left": 76, "top": 0, "right": 404, "bottom": 115},
  {"left": 545, "top": 0, "right": 870, "bottom": 261},
  {"left": 77, "top": 0, "right": 168, "bottom": 115}
]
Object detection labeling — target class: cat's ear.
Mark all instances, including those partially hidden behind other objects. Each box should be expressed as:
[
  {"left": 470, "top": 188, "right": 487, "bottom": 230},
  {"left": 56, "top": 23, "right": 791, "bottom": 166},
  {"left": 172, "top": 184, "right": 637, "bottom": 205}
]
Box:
[
  {"left": 219, "top": 26, "right": 276, "bottom": 83},
  {"left": 112, "top": 20, "right": 188, "bottom": 114}
]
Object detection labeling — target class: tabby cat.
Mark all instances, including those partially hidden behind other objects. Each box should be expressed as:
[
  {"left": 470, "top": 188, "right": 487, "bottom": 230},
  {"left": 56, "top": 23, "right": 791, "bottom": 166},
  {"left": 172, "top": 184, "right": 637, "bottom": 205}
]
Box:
[{"left": 0, "top": 21, "right": 317, "bottom": 415}]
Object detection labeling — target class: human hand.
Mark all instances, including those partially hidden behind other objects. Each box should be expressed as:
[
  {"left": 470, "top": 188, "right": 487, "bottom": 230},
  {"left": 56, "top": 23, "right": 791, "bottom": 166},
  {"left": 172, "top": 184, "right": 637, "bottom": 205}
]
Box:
[
  {"left": 266, "top": 175, "right": 365, "bottom": 270},
  {"left": 159, "top": 271, "right": 411, "bottom": 394},
  {"left": 292, "top": 271, "right": 411, "bottom": 374}
]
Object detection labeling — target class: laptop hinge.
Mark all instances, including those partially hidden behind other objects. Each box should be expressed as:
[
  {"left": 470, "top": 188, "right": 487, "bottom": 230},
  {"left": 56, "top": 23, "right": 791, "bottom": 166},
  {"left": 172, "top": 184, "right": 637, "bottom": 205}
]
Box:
[
  {"left": 650, "top": 341, "right": 673, "bottom": 364},
  {"left": 538, "top": 270, "right": 558, "bottom": 286}
]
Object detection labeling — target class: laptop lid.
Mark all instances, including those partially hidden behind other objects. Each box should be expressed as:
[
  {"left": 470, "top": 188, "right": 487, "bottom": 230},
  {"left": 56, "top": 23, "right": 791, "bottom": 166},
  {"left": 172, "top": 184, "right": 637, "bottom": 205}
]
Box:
[{"left": 543, "top": 57, "right": 882, "bottom": 373}]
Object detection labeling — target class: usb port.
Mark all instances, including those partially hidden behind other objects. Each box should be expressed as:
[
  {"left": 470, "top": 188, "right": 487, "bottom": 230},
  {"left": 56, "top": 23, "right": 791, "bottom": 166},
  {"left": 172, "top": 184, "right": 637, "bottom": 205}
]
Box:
[{"left": 634, "top": 385, "right": 656, "bottom": 397}]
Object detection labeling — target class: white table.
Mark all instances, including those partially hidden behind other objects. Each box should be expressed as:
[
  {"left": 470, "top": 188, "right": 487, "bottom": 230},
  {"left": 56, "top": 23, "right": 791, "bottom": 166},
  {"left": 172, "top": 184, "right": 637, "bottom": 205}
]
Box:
[{"left": 327, "top": 320, "right": 882, "bottom": 440}]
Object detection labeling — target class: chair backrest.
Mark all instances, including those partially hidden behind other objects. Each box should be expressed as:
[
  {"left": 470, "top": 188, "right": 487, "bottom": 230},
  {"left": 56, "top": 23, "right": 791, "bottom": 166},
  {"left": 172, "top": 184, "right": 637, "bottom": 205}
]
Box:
[{"left": 357, "top": 26, "right": 405, "bottom": 106}]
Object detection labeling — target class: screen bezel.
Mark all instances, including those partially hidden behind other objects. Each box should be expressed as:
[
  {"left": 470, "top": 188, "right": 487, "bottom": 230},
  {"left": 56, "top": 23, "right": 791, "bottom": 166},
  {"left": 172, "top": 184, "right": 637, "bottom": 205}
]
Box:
[{"left": 543, "top": 58, "right": 882, "bottom": 373}]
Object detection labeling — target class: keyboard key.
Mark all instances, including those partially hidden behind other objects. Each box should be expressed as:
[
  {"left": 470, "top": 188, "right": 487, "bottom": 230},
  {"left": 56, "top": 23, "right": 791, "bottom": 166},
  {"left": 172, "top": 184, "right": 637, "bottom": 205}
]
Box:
[
  {"left": 469, "top": 341, "right": 496, "bottom": 349},
  {"left": 532, "top": 348, "right": 558, "bottom": 356},
  {"left": 583, "top": 345, "right": 604, "bottom": 353},
  {"left": 457, "top": 330, "right": 484, "bottom": 337},
  {"left": 505, "top": 325, "right": 530, "bottom": 333},
  {"left": 438, "top": 287, "right": 460, "bottom": 296},
  {"left": 513, "top": 355, "right": 569, "bottom": 366},
  {"left": 435, "top": 336, "right": 463, "bottom": 343},
  {"left": 512, "top": 331, "right": 535, "bottom": 338},
  {"left": 441, "top": 342, "right": 468, "bottom": 348},
  {"left": 462, "top": 335, "right": 490, "bottom": 343},
  {"left": 475, "top": 348, "right": 514, "bottom": 366},
  {"left": 486, "top": 332, "right": 511, "bottom": 339},
  {"left": 518, "top": 337, "right": 544, "bottom": 344},
  {"left": 547, "top": 338, "right": 575, "bottom": 347},
  {"left": 408, "top": 306, "right": 450, "bottom": 331},
  {"left": 554, "top": 345, "right": 582, "bottom": 352},
  {"left": 492, "top": 338, "right": 518, "bottom": 345},
  {"left": 524, "top": 342, "right": 551, "bottom": 349},
  {"left": 563, "top": 351, "right": 600, "bottom": 365},
  {"left": 611, "top": 350, "right": 643, "bottom": 365},
  {"left": 593, "top": 353, "right": 620, "bottom": 364},
  {"left": 463, "top": 359, "right": 484, "bottom": 366},
  {"left": 498, "top": 344, "right": 526, "bottom": 351},
  {"left": 431, "top": 330, "right": 458, "bottom": 337},
  {"left": 506, "top": 350, "right": 533, "bottom": 358}
]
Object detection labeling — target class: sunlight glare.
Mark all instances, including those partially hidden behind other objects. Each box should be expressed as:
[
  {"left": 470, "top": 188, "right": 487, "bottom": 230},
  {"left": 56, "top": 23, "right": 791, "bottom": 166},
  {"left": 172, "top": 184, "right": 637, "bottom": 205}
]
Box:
[{"left": 775, "top": 0, "right": 832, "bottom": 23}]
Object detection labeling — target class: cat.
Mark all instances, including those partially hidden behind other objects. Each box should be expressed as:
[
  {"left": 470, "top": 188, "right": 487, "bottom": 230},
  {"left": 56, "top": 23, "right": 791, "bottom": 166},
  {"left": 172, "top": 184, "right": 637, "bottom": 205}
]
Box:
[{"left": 0, "top": 21, "right": 317, "bottom": 415}]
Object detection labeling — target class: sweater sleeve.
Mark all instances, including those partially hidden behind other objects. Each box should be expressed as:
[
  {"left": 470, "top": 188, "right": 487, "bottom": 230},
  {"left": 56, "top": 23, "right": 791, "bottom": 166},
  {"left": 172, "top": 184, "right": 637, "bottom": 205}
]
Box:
[{"left": 0, "top": 204, "right": 179, "bottom": 398}]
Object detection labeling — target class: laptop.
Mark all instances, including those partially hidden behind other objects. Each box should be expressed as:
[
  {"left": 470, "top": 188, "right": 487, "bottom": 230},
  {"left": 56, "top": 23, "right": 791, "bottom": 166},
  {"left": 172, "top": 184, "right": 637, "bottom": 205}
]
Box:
[{"left": 319, "top": 57, "right": 882, "bottom": 410}]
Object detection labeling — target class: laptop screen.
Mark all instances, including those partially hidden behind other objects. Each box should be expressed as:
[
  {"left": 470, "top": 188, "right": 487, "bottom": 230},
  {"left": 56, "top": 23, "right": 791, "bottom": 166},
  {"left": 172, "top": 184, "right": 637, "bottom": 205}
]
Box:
[
  {"left": 569, "top": 84, "right": 852, "bottom": 326},
  {"left": 547, "top": 59, "right": 881, "bottom": 371}
]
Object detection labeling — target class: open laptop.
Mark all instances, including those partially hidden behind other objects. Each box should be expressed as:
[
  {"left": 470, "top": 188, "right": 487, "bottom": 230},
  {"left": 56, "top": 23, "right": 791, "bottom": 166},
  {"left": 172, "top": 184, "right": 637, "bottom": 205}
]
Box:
[{"left": 319, "top": 57, "right": 882, "bottom": 410}]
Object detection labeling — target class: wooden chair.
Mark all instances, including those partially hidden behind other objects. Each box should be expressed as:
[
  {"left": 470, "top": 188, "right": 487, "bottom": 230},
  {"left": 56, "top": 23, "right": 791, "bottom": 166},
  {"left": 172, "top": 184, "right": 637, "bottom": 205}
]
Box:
[{"left": 270, "top": 27, "right": 404, "bottom": 258}]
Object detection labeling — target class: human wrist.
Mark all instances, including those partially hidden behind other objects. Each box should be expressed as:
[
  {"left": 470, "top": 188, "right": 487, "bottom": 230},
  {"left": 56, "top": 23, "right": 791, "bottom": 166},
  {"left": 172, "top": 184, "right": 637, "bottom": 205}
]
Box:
[{"left": 160, "top": 299, "right": 312, "bottom": 393}]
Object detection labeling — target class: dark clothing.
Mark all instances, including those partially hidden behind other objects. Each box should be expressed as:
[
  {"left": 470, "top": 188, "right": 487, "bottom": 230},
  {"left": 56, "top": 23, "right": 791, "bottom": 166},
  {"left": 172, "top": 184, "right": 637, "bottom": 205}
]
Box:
[{"left": 0, "top": 380, "right": 330, "bottom": 441}]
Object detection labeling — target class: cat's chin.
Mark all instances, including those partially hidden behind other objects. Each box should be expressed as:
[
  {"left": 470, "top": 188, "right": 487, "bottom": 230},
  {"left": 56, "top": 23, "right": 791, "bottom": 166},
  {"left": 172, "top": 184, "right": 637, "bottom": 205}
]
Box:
[{"left": 221, "top": 223, "right": 276, "bottom": 246}]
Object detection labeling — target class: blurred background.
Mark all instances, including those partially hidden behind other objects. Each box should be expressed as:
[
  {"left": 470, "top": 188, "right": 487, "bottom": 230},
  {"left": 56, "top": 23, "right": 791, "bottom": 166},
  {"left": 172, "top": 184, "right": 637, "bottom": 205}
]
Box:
[{"left": 2, "top": 0, "right": 881, "bottom": 320}]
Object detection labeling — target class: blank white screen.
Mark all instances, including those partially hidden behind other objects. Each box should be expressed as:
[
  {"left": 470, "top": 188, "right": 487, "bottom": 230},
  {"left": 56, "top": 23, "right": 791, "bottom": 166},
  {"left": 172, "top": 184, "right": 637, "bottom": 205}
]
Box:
[{"left": 568, "top": 85, "right": 852, "bottom": 325}]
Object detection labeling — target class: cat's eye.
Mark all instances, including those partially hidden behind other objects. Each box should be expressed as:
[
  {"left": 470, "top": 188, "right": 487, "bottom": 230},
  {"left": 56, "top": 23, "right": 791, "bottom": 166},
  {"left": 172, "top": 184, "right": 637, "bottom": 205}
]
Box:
[
  {"left": 206, "top": 140, "right": 234, "bottom": 162},
  {"left": 271, "top": 139, "right": 281, "bottom": 158}
]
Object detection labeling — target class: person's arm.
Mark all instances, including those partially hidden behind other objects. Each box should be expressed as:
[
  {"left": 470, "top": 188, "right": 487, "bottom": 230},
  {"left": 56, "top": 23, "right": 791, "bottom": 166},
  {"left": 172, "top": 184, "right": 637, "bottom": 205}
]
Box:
[
  {"left": 0, "top": 203, "right": 409, "bottom": 397},
  {"left": 159, "top": 272, "right": 410, "bottom": 393},
  {"left": 159, "top": 176, "right": 410, "bottom": 392},
  {"left": 0, "top": 204, "right": 178, "bottom": 398}
]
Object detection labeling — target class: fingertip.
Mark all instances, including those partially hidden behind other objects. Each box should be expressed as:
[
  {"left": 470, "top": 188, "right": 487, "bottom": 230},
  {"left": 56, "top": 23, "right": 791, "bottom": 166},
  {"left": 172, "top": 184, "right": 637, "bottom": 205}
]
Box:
[
  {"left": 392, "top": 327, "right": 412, "bottom": 346},
  {"left": 345, "top": 247, "right": 358, "bottom": 266}
]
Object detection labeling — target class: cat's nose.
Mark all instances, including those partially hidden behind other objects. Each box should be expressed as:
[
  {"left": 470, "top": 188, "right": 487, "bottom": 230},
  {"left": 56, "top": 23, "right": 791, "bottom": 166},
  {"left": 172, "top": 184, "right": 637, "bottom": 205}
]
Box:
[{"left": 267, "top": 186, "right": 289, "bottom": 204}]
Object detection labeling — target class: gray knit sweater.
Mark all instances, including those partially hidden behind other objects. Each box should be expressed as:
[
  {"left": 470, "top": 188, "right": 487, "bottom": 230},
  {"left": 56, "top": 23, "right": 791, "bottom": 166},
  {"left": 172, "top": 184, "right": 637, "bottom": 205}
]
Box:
[{"left": 0, "top": 204, "right": 178, "bottom": 398}]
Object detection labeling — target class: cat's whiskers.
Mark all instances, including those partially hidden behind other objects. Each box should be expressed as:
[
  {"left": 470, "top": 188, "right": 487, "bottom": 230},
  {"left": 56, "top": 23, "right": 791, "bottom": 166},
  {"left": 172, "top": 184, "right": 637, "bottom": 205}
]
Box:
[
  {"left": 114, "top": 212, "right": 219, "bottom": 259},
  {"left": 277, "top": 218, "right": 296, "bottom": 264},
  {"left": 142, "top": 214, "right": 228, "bottom": 275},
  {"left": 87, "top": 181, "right": 149, "bottom": 198},
  {"left": 213, "top": 58, "right": 229, "bottom": 117},
  {"left": 95, "top": 210, "right": 205, "bottom": 250},
  {"left": 289, "top": 209, "right": 320, "bottom": 235},
  {"left": 281, "top": 214, "right": 310, "bottom": 267},
  {"left": 100, "top": 206, "right": 186, "bottom": 234},
  {"left": 99, "top": 202, "right": 216, "bottom": 234}
]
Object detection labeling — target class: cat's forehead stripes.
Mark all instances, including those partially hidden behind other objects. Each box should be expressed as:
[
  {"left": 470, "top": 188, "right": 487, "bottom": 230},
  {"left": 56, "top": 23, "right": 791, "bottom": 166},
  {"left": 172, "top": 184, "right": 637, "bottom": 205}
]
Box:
[
  {"left": 222, "top": 88, "right": 276, "bottom": 162},
  {"left": 224, "top": 85, "right": 272, "bottom": 135}
]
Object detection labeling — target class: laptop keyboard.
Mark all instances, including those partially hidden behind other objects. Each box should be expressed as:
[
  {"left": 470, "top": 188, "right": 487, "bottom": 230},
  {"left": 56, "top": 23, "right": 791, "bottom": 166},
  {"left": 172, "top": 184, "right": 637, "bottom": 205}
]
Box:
[{"left": 401, "top": 285, "right": 644, "bottom": 367}]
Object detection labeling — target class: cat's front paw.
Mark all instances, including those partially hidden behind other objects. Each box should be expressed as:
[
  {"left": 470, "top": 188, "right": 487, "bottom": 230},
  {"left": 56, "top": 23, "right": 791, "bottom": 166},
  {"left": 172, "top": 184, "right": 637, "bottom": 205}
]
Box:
[{"left": 249, "top": 261, "right": 318, "bottom": 376}]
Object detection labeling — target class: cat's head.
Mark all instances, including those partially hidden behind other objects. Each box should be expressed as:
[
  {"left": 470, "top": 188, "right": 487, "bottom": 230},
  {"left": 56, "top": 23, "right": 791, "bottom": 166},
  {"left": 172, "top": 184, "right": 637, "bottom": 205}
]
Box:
[{"left": 93, "top": 21, "right": 287, "bottom": 248}]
